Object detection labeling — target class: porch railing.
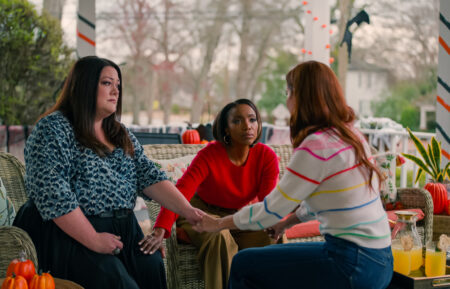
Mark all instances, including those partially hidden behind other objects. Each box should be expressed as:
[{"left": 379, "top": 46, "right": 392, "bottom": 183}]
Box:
[{"left": 360, "top": 128, "right": 436, "bottom": 188}]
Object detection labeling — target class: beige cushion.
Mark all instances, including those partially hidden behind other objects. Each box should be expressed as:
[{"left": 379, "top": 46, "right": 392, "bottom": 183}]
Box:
[{"left": 150, "top": 155, "right": 196, "bottom": 184}]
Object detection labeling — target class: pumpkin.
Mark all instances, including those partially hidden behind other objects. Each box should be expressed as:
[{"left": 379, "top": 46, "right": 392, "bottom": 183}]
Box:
[
  {"left": 446, "top": 200, "right": 450, "bottom": 216},
  {"left": 29, "top": 271, "right": 55, "bottom": 289},
  {"left": 424, "top": 182, "right": 448, "bottom": 214},
  {"left": 200, "top": 139, "right": 209, "bottom": 144},
  {"left": 181, "top": 126, "right": 200, "bottom": 144},
  {"left": 1, "top": 274, "right": 28, "bottom": 289},
  {"left": 6, "top": 252, "right": 36, "bottom": 284}
]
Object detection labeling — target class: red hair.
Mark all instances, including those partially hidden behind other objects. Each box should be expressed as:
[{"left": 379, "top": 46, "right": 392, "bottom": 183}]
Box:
[{"left": 286, "top": 61, "right": 381, "bottom": 188}]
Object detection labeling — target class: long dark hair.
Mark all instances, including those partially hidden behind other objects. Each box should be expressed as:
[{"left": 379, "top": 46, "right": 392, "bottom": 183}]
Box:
[
  {"left": 41, "top": 56, "right": 134, "bottom": 157},
  {"left": 212, "top": 98, "right": 262, "bottom": 147},
  {"left": 286, "top": 61, "right": 381, "bottom": 187}
]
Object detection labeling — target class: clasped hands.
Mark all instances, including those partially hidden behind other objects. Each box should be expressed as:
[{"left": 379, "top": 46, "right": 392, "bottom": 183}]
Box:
[{"left": 139, "top": 210, "right": 292, "bottom": 256}]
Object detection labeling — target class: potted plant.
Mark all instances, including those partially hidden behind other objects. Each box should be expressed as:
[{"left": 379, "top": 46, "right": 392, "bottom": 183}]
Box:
[{"left": 402, "top": 128, "right": 450, "bottom": 214}]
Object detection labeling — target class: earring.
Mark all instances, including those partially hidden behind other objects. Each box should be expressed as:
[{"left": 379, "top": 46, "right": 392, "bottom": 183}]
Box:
[{"left": 224, "top": 135, "right": 231, "bottom": 145}]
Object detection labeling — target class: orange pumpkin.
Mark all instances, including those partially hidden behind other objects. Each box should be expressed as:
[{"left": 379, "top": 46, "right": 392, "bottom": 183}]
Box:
[
  {"left": 200, "top": 139, "right": 209, "bottom": 144},
  {"left": 1, "top": 274, "right": 28, "bottom": 289},
  {"left": 6, "top": 253, "right": 36, "bottom": 284},
  {"left": 29, "top": 272, "right": 55, "bottom": 289},
  {"left": 182, "top": 128, "right": 200, "bottom": 144},
  {"left": 446, "top": 199, "right": 450, "bottom": 216},
  {"left": 424, "top": 182, "right": 448, "bottom": 214}
]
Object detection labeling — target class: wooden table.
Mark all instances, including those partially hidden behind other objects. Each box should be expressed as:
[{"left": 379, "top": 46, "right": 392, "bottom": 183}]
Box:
[{"left": 0, "top": 277, "right": 84, "bottom": 289}]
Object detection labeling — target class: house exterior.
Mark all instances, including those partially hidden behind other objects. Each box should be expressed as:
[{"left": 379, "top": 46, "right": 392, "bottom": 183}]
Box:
[{"left": 345, "top": 60, "right": 389, "bottom": 118}]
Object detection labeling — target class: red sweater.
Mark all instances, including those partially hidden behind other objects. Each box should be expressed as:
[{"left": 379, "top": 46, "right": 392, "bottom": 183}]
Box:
[{"left": 154, "top": 141, "right": 279, "bottom": 238}]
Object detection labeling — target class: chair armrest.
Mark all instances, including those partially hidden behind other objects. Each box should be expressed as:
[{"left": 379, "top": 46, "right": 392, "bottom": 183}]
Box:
[
  {"left": 396, "top": 187, "right": 434, "bottom": 245},
  {"left": 0, "top": 226, "right": 38, "bottom": 277}
]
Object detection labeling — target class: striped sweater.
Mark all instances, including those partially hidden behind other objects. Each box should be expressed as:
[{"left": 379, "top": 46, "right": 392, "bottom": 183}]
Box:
[{"left": 233, "top": 128, "right": 391, "bottom": 249}]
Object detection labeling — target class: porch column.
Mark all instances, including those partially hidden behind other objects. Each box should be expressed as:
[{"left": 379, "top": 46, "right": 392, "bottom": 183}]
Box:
[
  {"left": 437, "top": 0, "right": 450, "bottom": 166},
  {"left": 77, "top": 0, "right": 95, "bottom": 57},
  {"left": 303, "top": 0, "right": 331, "bottom": 66}
]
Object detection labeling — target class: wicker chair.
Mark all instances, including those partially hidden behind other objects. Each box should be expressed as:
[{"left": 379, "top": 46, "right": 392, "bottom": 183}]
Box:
[
  {"left": 0, "top": 152, "right": 85, "bottom": 289},
  {"left": 0, "top": 152, "right": 38, "bottom": 278},
  {"left": 143, "top": 143, "right": 435, "bottom": 289}
]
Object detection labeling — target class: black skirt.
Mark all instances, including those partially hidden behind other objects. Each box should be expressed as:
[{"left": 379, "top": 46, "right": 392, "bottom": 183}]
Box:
[{"left": 13, "top": 200, "right": 167, "bottom": 289}]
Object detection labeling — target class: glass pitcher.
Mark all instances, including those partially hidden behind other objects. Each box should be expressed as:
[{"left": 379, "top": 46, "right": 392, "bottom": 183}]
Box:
[{"left": 391, "top": 211, "right": 423, "bottom": 275}]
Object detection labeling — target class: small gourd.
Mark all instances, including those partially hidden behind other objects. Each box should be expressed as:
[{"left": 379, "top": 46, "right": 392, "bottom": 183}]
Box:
[
  {"left": 29, "top": 271, "right": 55, "bottom": 289},
  {"left": 1, "top": 273, "right": 28, "bottom": 289},
  {"left": 6, "top": 252, "right": 36, "bottom": 284}
]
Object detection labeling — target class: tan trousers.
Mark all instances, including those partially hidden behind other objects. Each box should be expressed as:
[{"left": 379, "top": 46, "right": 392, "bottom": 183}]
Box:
[{"left": 177, "top": 195, "right": 274, "bottom": 289}]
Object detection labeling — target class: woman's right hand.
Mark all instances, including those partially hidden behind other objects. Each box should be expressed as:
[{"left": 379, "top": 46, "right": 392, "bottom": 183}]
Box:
[{"left": 94, "top": 232, "right": 123, "bottom": 255}]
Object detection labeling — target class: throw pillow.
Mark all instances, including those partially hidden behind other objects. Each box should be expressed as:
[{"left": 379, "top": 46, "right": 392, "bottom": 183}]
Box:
[
  {"left": 0, "top": 176, "right": 16, "bottom": 225},
  {"left": 150, "top": 154, "right": 196, "bottom": 184},
  {"left": 374, "top": 152, "right": 399, "bottom": 209}
]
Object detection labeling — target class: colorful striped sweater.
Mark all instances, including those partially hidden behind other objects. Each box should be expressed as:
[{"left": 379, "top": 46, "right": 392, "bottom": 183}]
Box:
[{"left": 233, "top": 128, "right": 391, "bottom": 249}]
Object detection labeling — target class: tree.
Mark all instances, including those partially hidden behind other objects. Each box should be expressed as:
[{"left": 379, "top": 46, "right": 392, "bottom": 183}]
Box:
[
  {"left": 0, "top": 0, "right": 73, "bottom": 125},
  {"left": 372, "top": 69, "right": 437, "bottom": 131},
  {"left": 257, "top": 50, "right": 298, "bottom": 122}
]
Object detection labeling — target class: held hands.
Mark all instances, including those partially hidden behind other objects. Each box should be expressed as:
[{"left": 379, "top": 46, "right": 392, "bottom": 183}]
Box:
[
  {"left": 184, "top": 207, "right": 206, "bottom": 226},
  {"left": 266, "top": 213, "right": 301, "bottom": 241},
  {"left": 192, "top": 214, "right": 222, "bottom": 233},
  {"left": 265, "top": 219, "right": 288, "bottom": 242}
]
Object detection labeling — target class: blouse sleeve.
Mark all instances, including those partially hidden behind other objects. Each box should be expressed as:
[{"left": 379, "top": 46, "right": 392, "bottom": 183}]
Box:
[
  {"left": 128, "top": 131, "right": 168, "bottom": 199},
  {"left": 154, "top": 148, "right": 210, "bottom": 238},
  {"left": 24, "top": 117, "right": 79, "bottom": 220},
  {"left": 256, "top": 146, "right": 279, "bottom": 201},
  {"left": 233, "top": 149, "right": 325, "bottom": 230}
]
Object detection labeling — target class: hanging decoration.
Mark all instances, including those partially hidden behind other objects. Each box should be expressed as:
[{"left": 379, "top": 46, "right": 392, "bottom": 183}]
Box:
[{"left": 340, "top": 9, "right": 370, "bottom": 63}]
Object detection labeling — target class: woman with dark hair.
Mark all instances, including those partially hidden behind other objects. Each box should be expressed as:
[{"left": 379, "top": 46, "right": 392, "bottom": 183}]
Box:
[
  {"left": 13, "top": 56, "right": 203, "bottom": 289},
  {"left": 142, "top": 99, "right": 279, "bottom": 289},
  {"left": 193, "top": 61, "right": 393, "bottom": 289}
]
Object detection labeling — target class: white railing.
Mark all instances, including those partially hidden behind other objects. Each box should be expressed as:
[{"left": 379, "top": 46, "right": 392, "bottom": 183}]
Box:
[{"left": 360, "top": 129, "right": 436, "bottom": 188}]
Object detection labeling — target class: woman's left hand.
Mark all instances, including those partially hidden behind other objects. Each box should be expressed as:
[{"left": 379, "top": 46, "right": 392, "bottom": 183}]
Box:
[{"left": 139, "top": 227, "right": 166, "bottom": 257}]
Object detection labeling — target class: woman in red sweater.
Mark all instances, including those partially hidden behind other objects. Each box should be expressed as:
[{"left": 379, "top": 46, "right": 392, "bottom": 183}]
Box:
[{"left": 140, "top": 99, "right": 279, "bottom": 289}]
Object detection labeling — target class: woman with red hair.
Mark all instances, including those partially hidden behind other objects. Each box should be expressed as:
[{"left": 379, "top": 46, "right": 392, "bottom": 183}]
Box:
[{"left": 194, "top": 61, "right": 393, "bottom": 289}]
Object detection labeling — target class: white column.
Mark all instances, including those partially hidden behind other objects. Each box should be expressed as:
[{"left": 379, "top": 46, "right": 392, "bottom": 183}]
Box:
[
  {"left": 77, "top": 0, "right": 95, "bottom": 57},
  {"left": 304, "top": 0, "right": 331, "bottom": 66},
  {"left": 437, "top": 0, "right": 450, "bottom": 166}
]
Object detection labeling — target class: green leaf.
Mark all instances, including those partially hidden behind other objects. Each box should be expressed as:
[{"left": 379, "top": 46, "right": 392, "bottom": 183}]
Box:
[
  {"left": 431, "top": 137, "right": 441, "bottom": 173},
  {"left": 407, "top": 128, "right": 434, "bottom": 169},
  {"left": 444, "top": 162, "right": 450, "bottom": 179},
  {"left": 402, "top": 153, "right": 434, "bottom": 180},
  {"left": 427, "top": 144, "right": 439, "bottom": 179},
  {"left": 415, "top": 168, "right": 424, "bottom": 184}
]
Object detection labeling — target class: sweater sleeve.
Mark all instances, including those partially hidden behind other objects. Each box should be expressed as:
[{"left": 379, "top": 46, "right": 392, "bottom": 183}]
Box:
[
  {"left": 153, "top": 147, "right": 210, "bottom": 238},
  {"left": 233, "top": 148, "right": 325, "bottom": 230},
  {"left": 256, "top": 146, "right": 279, "bottom": 201}
]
